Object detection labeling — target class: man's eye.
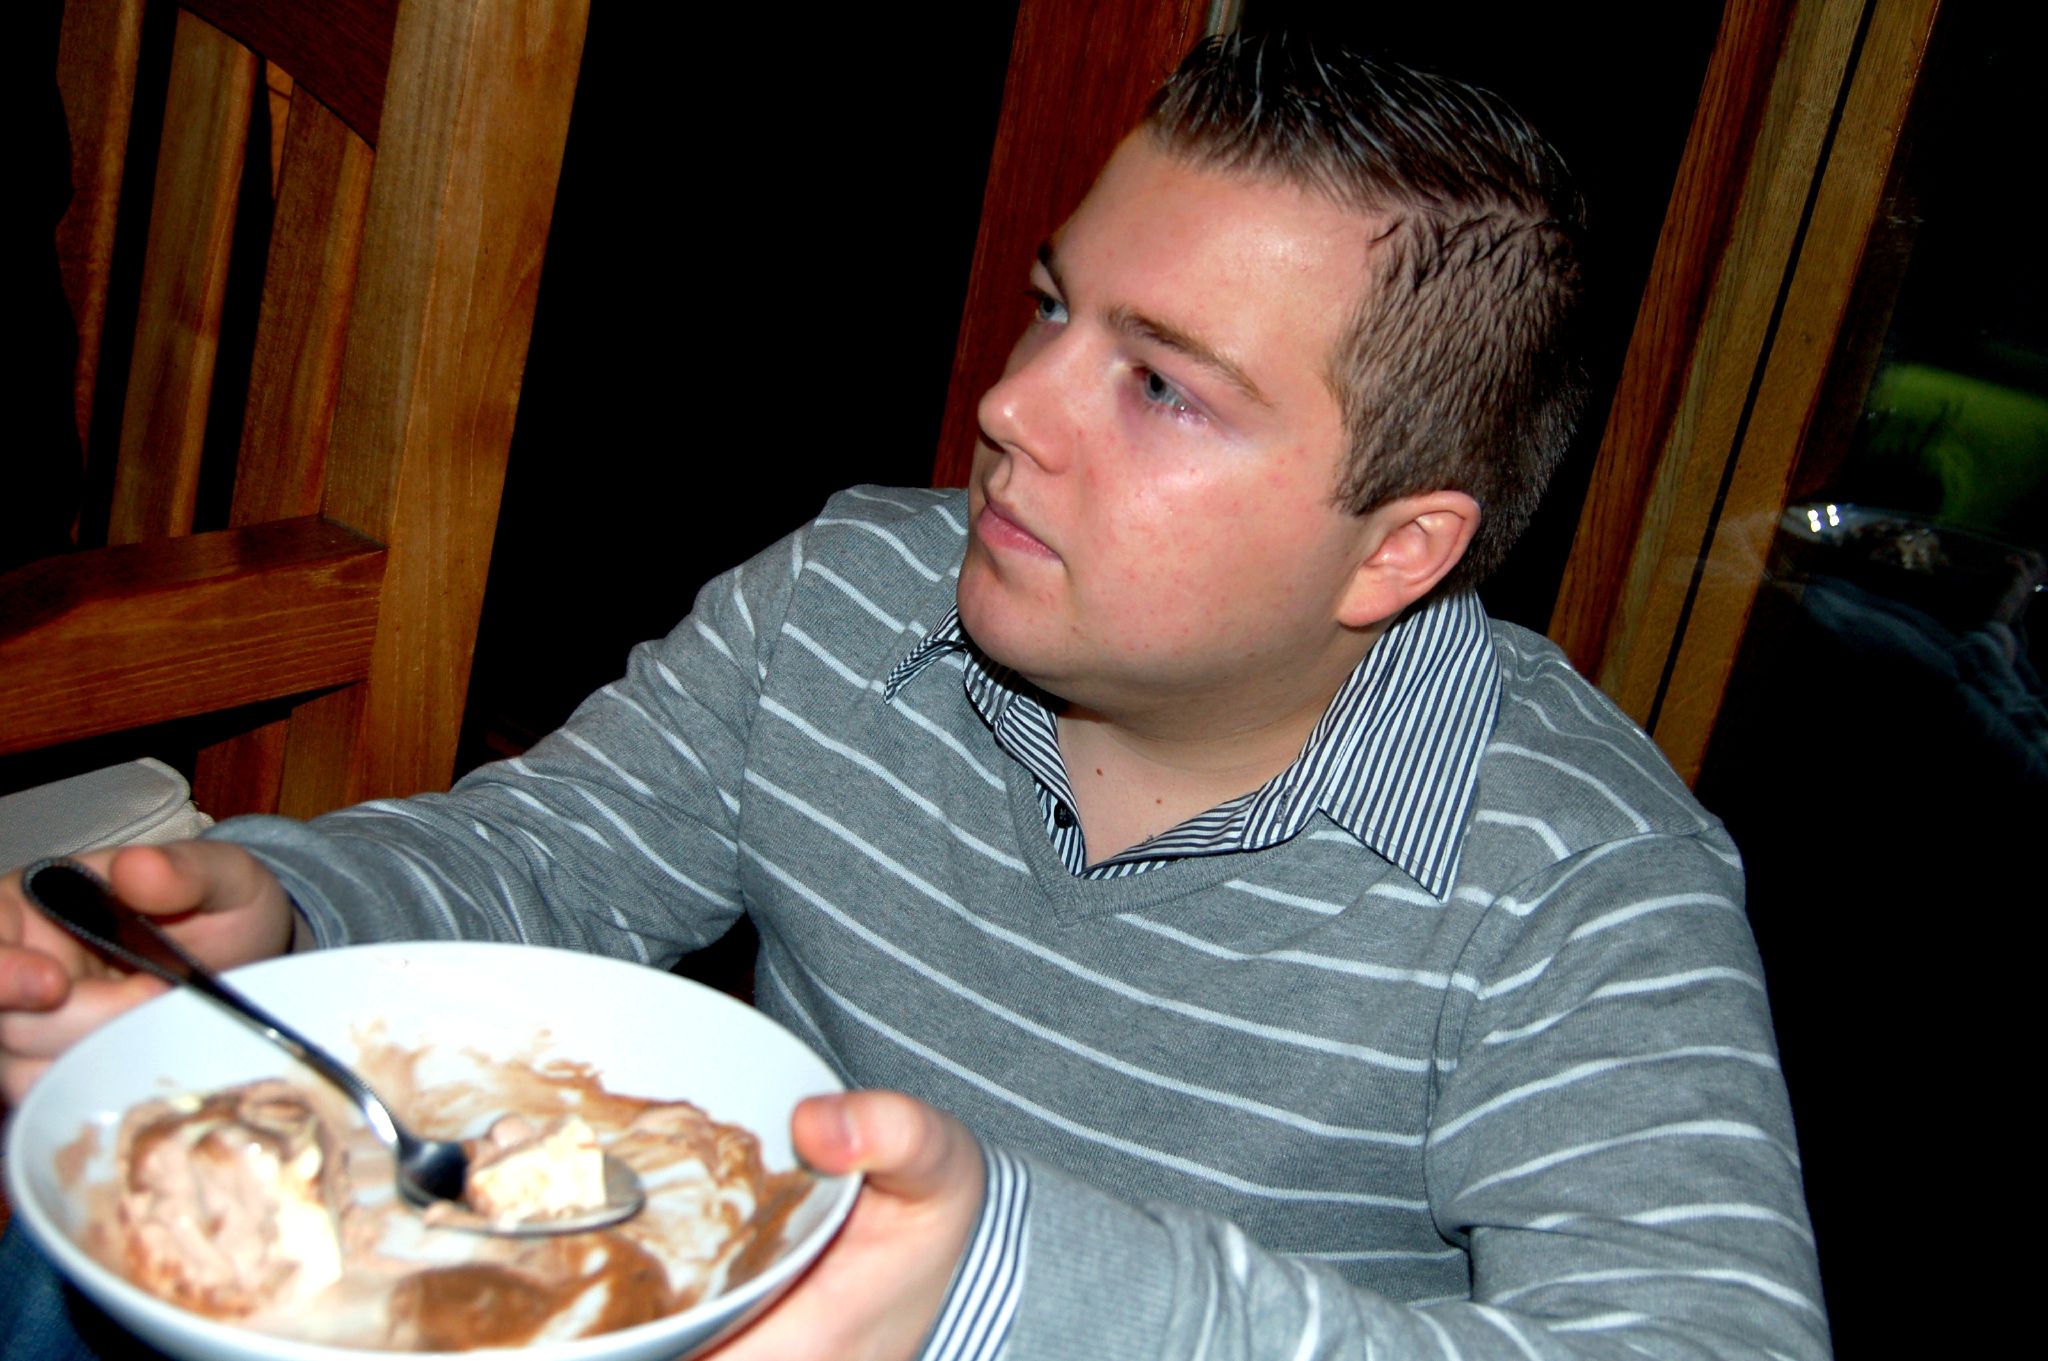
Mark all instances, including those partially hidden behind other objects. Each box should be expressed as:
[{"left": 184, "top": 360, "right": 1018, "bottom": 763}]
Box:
[
  {"left": 1139, "top": 368, "right": 1193, "bottom": 416},
  {"left": 1029, "top": 290, "right": 1068, "bottom": 325}
]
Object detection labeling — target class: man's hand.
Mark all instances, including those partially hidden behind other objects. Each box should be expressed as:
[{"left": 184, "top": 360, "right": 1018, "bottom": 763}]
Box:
[
  {"left": 710, "top": 1090, "right": 988, "bottom": 1361},
  {"left": 0, "top": 841, "right": 296, "bottom": 1106}
]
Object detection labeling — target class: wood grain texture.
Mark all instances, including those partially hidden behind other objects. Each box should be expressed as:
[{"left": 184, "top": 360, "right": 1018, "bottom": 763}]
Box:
[
  {"left": 186, "top": 0, "right": 397, "bottom": 143},
  {"left": 1650, "top": 0, "right": 1940, "bottom": 779},
  {"left": 190, "top": 714, "right": 291, "bottom": 818},
  {"left": 54, "top": 0, "right": 147, "bottom": 466},
  {"left": 288, "top": 0, "right": 591, "bottom": 810},
  {"left": 21, "top": 0, "right": 588, "bottom": 819},
  {"left": 1781, "top": 83, "right": 1922, "bottom": 510},
  {"left": 1554, "top": 0, "right": 1868, "bottom": 741},
  {"left": 930, "top": 0, "right": 1211, "bottom": 489},
  {"left": 193, "top": 89, "right": 375, "bottom": 815},
  {"left": 1547, "top": 0, "right": 1793, "bottom": 675},
  {"left": 228, "top": 91, "right": 373, "bottom": 525},
  {"left": 1544, "top": 0, "right": 1940, "bottom": 781},
  {"left": 0, "top": 519, "right": 384, "bottom": 757},
  {"left": 105, "top": 9, "right": 256, "bottom": 546},
  {"left": 263, "top": 62, "right": 292, "bottom": 193}
]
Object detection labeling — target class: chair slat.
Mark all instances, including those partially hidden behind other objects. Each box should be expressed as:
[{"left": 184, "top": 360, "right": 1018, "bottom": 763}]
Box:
[
  {"left": 0, "top": 519, "right": 385, "bottom": 756},
  {"left": 186, "top": 0, "right": 397, "bottom": 145},
  {"left": 188, "top": 92, "right": 375, "bottom": 817},
  {"left": 230, "top": 91, "right": 373, "bottom": 524},
  {"left": 263, "top": 62, "right": 292, "bottom": 195},
  {"left": 54, "top": 0, "right": 147, "bottom": 465},
  {"left": 106, "top": 10, "right": 257, "bottom": 546},
  {"left": 302, "top": 0, "right": 590, "bottom": 805}
]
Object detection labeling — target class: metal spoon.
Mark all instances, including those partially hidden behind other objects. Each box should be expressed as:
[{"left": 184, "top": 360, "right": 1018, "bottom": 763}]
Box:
[{"left": 21, "top": 856, "right": 645, "bottom": 1236}]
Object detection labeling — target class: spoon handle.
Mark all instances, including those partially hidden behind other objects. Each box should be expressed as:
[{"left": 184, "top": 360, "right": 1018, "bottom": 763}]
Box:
[{"left": 20, "top": 857, "right": 404, "bottom": 1150}]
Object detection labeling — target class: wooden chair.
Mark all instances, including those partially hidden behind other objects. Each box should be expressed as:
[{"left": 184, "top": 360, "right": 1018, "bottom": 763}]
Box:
[
  {"left": 1, "top": 0, "right": 590, "bottom": 822},
  {"left": 932, "top": 0, "right": 1211, "bottom": 490}
]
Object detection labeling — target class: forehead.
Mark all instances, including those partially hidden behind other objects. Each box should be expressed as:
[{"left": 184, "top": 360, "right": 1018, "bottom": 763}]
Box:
[{"left": 1052, "top": 137, "right": 1378, "bottom": 397}]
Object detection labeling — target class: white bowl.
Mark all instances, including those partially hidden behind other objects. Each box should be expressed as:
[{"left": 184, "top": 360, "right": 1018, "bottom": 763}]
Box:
[{"left": 5, "top": 941, "right": 859, "bottom": 1361}]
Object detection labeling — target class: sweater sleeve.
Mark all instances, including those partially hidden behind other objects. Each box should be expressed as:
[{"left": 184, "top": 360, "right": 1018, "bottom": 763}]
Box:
[
  {"left": 991, "top": 831, "right": 1831, "bottom": 1361},
  {"left": 203, "top": 524, "right": 810, "bottom": 965}
]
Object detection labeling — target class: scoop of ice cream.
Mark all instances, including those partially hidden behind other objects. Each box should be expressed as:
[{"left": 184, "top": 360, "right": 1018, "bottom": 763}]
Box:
[
  {"left": 115, "top": 1079, "right": 344, "bottom": 1317},
  {"left": 464, "top": 1114, "right": 607, "bottom": 1223}
]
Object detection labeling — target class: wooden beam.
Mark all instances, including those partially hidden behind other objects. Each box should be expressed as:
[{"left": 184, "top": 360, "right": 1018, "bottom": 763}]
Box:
[
  {"left": 228, "top": 91, "right": 374, "bottom": 526},
  {"left": 0, "top": 519, "right": 385, "bottom": 756},
  {"left": 1648, "top": 0, "right": 1941, "bottom": 778},
  {"left": 1548, "top": 0, "right": 1940, "bottom": 781},
  {"left": 54, "top": 0, "right": 147, "bottom": 467},
  {"left": 287, "top": 0, "right": 590, "bottom": 810},
  {"left": 185, "top": 0, "right": 398, "bottom": 144},
  {"left": 932, "top": 0, "right": 1214, "bottom": 489},
  {"left": 105, "top": 10, "right": 257, "bottom": 546},
  {"left": 193, "top": 90, "right": 377, "bottom": 817},
  {"left": 1549, "top": 0, "right": 1794, "bottom": 675}
]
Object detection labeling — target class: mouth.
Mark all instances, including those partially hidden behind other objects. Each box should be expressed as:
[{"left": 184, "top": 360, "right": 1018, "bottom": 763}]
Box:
[{"left": 975, "top": 495, "right": 1059, "bottom": 562}]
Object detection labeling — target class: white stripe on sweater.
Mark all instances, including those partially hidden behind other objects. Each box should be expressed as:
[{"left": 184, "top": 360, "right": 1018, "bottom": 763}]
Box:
[{"left": 748, "top": 772, "right": 1434, "bottom": 1073}]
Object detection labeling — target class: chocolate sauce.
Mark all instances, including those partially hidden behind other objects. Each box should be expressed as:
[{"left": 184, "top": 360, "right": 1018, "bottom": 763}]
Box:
[{"left": 80, "top": 1052, "right": 816, "bottom": 1350}]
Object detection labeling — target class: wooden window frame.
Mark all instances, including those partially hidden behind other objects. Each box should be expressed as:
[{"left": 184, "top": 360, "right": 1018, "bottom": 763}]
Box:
[{"left": 1550, "top": 0, "right": 1942, "bottom": 782}]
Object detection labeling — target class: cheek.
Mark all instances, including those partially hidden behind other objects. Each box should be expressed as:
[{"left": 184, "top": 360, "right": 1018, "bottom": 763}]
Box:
[
  {"left": 1085, "top": 490, "right": 1253, "bottom": 637},
  {"left": 1124, "top": 466, "right": 1262, "bottom": 568}
]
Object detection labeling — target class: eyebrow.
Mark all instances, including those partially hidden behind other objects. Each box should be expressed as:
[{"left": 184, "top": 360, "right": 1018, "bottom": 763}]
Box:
[{"left": 1035, "top": 242, "right": 1272, "bottom": 408}]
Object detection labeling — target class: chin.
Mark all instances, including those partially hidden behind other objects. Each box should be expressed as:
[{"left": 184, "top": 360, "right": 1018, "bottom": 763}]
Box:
[
  {"left": 954, "top": 568, "right": 1013, "bottom": 663},
  {"left": 956, "top": 568, "right": 1057, "bottom": 687}
]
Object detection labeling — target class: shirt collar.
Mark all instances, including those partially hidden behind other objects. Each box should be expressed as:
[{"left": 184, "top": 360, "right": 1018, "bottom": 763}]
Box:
[{"left": 884, "top": 591, "right": 1501, "bottom": 897}]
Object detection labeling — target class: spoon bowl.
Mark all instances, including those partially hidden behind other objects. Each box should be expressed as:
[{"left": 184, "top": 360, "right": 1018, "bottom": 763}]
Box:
[{"left": 21, "top": 856, "right": 646, "bottom": 1236}]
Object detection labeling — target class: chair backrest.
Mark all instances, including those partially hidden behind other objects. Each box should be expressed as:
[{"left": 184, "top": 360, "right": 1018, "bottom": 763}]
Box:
[
  {"left": 4, "top": 0, "right": 589, "bottom": 818},
  {"left": 931, "top": 0, "right": 1211, "bottom": 490}
]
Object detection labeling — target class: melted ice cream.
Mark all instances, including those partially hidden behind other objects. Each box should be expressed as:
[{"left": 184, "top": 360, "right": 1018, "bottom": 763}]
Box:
[
  {"left": 75, "top": 1045, "right": 811, "bottom": 1351},
  {"left": 113, "top": 1080, "right": 343, "bottom": 1317}
]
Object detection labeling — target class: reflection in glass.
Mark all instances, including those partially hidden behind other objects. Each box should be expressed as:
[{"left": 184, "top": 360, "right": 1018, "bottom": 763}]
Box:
[{"left": 1695, "top": 6, "right": 2044, "bottom": 1352}]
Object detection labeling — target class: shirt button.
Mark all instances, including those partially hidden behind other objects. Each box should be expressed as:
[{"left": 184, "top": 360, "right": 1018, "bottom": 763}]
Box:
[{"left": 1053, "top": 804, "right": 1075, "bottom": 829}]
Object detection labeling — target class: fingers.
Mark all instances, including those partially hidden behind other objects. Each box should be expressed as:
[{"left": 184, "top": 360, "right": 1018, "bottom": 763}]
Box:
[
  {"left": 101, "top": 841, "right": 209, "bottom": 915},
  {"left": 0, "top": 947, "right": 69, "bottom": 1011},
  {"left": 1, "top": 846, "right": 121, "bottom": 1011},
  {"left": 1, "top": 840, "right": 292, "bottom": 1109},
  {"left": 0, "top": 971, "right": 168, "bottom": 1107},
  {"left": 106, "top": 839, "right": 275, "bottom": 917},
  {"left": 4, "top": 842, "right": 288, "bottom": 988},
  {"left": 2, "top": 970, "right": 168, "bottom": 1055}
]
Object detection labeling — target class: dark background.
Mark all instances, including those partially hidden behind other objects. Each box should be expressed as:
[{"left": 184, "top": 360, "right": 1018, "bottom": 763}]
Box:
[{"left": 457, "top": 3, "right": 1022, "bottom": 762}]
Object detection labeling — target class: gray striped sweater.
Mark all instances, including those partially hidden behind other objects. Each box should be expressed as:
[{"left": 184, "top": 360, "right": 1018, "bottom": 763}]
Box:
[{"left": 213, "top": 487, "right": 1828, "bottom": 1360}]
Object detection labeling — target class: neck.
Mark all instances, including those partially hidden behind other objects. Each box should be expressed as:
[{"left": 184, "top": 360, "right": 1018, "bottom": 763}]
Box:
[
  {"left": 1052, "top": 629, "right": 1383, "bottom": 863},
  {"left": 1060, "top": 698, "right": 1319, "bottom": 786}
]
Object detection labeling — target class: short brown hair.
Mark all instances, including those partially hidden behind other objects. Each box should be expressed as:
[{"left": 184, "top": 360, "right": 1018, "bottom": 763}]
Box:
[{"left": 1147, "top": 31, "right": 1587, "bottom": 590}]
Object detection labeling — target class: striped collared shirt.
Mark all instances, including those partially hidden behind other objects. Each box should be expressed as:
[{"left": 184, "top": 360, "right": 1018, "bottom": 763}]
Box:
[{"left": 883, "top": 589, "right": 1502, "bottom": 898}]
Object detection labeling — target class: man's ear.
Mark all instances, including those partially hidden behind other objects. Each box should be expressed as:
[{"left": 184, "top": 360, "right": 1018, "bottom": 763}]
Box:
[{"left": 1336, "top": 491, "right": 1481, "bottom": 629}]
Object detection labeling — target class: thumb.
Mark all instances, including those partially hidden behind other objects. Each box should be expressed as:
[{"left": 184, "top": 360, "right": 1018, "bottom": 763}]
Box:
[
  {"left": 101, "top": 842, "right": 296, "bottom": 969},
  {"left": 791, "top": 1090, "right": 982, "bottom": 1199},
  {"left": 105, "top": 841, "right": 276, "bottom": 919}
]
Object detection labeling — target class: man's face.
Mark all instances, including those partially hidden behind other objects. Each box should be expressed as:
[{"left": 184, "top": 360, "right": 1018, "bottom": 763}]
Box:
[{"left": 958, "top": 135, "right": 1389, "bottom": 730}]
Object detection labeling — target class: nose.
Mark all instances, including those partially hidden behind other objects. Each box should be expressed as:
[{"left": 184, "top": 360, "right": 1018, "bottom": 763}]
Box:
[{"left": 976, "top": 325, "right": 1073, "bottom": 474}]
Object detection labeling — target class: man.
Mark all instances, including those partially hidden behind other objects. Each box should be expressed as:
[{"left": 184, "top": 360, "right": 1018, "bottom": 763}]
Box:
[{"left": 1, "top": 32, "right": 1828, "bottom": 1361}]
